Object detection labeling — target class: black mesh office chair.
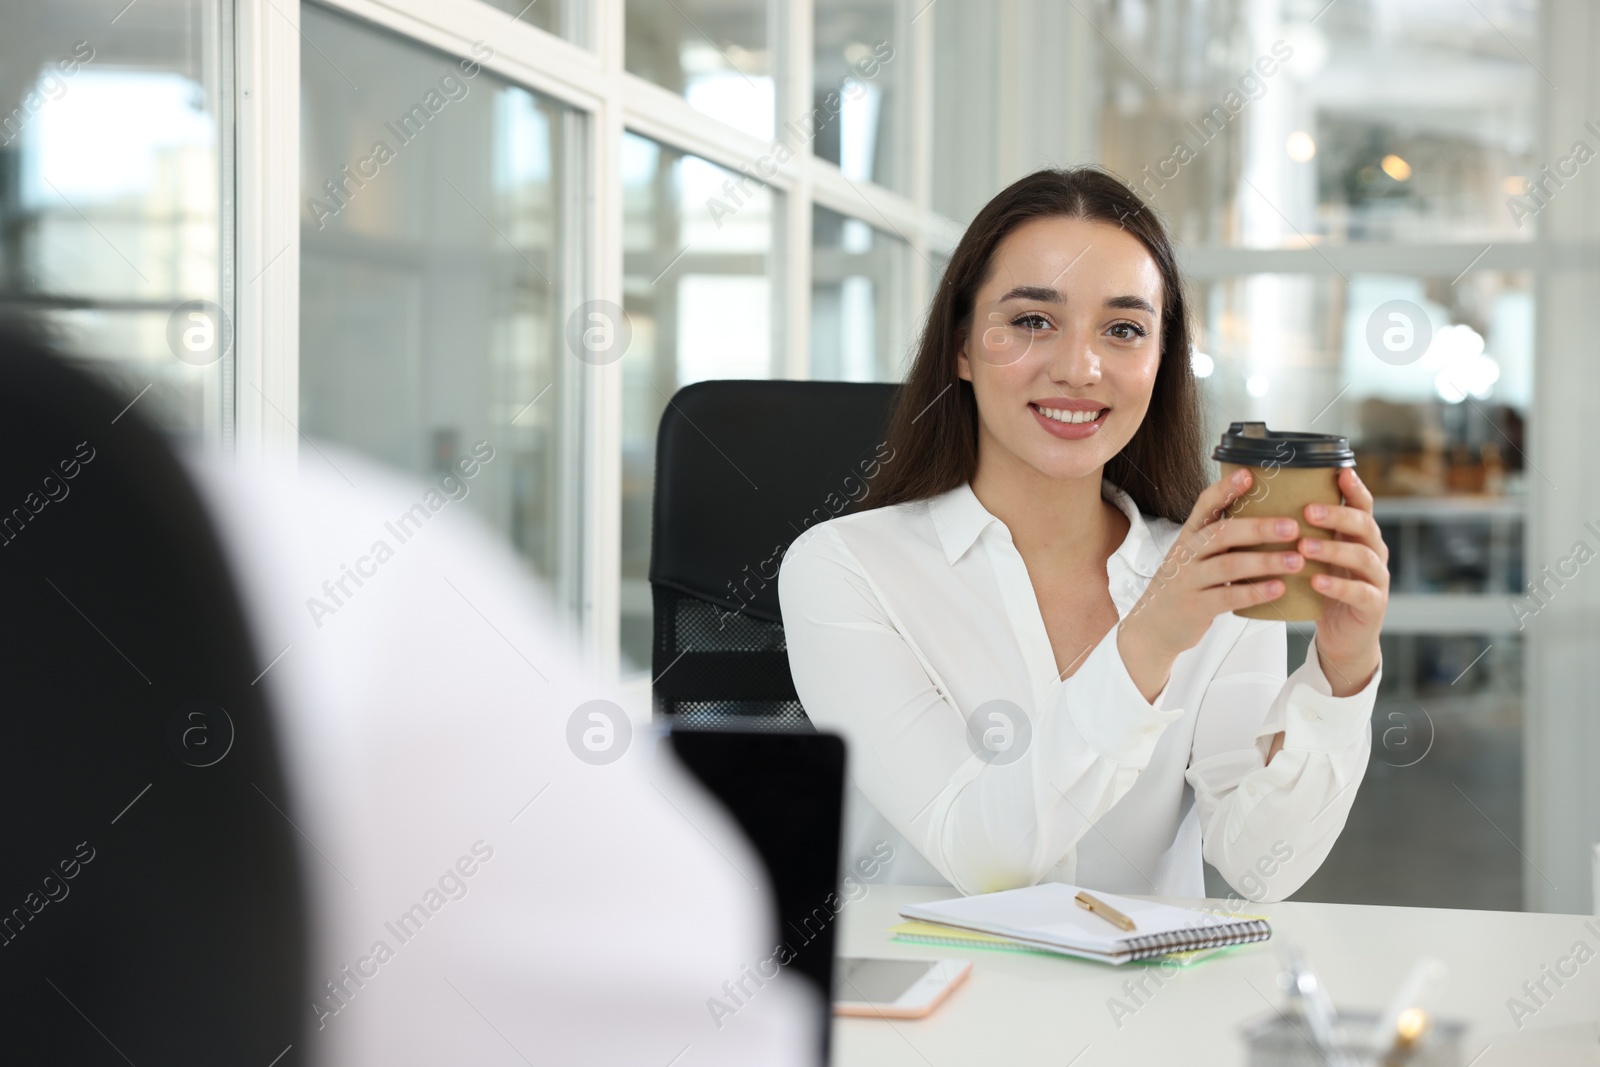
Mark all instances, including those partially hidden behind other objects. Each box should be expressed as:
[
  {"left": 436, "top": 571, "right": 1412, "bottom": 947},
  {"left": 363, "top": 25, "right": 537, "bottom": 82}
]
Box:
[
  {"left": 649, "top": 379, "right": 899, "bottom": 729},
  {"left": 0, "top": 325, "right": 307, "bottom": 1064}
]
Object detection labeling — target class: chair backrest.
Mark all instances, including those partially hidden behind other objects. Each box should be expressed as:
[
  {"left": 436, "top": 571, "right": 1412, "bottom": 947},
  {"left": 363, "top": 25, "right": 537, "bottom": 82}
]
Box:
[
  {"left": 650, "top": 379, "right": 899, "bottom": 728},
  {"left": 0, "top": 331, "right": 306, "bottom": 1064}
]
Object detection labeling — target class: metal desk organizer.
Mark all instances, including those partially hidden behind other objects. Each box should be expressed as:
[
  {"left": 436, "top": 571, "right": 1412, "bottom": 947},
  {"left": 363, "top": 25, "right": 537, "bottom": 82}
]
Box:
[{"left": 1241, "top": 1009, "right": 1467, "bottom": 1066}]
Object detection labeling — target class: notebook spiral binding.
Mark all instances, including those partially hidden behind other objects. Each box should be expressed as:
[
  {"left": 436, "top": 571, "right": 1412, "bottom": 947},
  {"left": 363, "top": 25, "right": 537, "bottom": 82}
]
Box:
[{"left": 1123, "top": 919, "right": 1272, "bottom": 961}]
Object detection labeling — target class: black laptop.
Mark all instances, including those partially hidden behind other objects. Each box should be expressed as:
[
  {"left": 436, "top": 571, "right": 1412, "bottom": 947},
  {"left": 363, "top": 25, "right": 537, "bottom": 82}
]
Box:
[{"left": 667, "top": 728, "right": 846, "bottom": 1062}]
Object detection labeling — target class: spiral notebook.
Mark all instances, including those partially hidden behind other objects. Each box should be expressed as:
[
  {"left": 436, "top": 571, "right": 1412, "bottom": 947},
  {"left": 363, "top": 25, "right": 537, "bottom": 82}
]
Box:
[
  {"left": 888, "top": 920, "right": 1252, "bottom": 967},
  {"left": 899, "top": 883, "right": 1272, "bottom": 965}
]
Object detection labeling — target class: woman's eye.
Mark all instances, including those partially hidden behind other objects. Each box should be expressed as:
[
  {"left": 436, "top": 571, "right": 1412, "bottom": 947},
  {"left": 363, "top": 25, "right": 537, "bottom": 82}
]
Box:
[
  {"left": 1108, "top": 321, "right": 1148, "bottom": 341},
  {"left": 1012, "top": 313, "right": 1051, "bottom": 331}
]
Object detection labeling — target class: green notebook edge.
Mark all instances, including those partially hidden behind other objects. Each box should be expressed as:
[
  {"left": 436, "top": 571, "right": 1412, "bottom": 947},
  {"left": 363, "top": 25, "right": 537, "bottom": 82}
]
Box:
[{"left": 888, "top": 918, "right": 1263, "bottom": 967}]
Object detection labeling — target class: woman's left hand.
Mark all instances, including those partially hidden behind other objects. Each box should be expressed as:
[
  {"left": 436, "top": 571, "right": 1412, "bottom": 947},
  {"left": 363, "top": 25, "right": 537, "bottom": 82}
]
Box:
[{"left": 1301, "top": 466, "right": 1388, "bottom": 697}]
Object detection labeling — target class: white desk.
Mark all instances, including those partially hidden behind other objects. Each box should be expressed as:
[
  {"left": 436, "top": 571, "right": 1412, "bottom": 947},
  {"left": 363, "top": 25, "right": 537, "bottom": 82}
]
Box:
[{"left": 832, "top": 885, "right": 1600, "bottom": 1066}]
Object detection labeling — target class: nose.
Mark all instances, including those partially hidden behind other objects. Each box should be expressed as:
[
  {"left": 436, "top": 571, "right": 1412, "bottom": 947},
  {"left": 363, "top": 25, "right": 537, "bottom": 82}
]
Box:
[{"left": 1049, "top": 321, "right": 1102, "bottom": 388}]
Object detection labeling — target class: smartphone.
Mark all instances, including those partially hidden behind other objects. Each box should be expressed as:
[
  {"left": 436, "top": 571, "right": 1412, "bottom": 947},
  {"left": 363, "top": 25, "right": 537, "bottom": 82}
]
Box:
[{"left": 833, "top": 957, "right": 971, "bottom": 1018}]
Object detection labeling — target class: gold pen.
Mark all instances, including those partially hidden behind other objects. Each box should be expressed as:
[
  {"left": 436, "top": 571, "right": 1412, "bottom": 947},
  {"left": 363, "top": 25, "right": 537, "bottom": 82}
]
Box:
[{"left": 1075, "top": 891, "right": 1136, "bottom": 932}]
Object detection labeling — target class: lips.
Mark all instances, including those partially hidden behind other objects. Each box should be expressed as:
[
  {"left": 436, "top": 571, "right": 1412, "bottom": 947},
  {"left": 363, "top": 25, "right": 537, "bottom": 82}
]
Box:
[
  {"left": 1030, "top": 403, "right": 1108, "bottom": 426},
  {"left": 1029, "top": 402, "right": 1108, "bottom": 439}
]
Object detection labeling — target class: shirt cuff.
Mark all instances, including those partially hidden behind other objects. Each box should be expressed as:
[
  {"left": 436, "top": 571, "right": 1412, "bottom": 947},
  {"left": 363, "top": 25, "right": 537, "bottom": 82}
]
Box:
[
  {"left": 1064, "top": 625, "right": 1185, "bottom": 765},
  {"left": 1275, "top": 635, "right": 1381, "bottom": 754}
]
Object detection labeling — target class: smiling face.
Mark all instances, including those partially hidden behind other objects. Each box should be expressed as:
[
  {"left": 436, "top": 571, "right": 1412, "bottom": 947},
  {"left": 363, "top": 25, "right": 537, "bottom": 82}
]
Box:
[{"left": 957, "top": 215, "right": 1166, "bottom": 484}]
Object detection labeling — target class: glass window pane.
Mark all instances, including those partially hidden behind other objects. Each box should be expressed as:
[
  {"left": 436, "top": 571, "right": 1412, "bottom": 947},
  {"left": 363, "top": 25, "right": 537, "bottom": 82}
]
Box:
[
  {"left": 620, "top": 131, "right": 780, "bottom": 671},
  {"left": 625, "top": 0, "right": 772, "bottom": 140},
  {"left": 810, "top": 205, "right": 913, "bottom": 382},
  {"left": 476, "top": 0, "right": 588, "bottom": 46},
  {"left": 1192, "top": 270, "right": 1532, "bottom": 505},
  {"left": 1191, "top": 268, "right": 1529, "bottom": 910},
  {"left": 0, "top": 1, "right": 231, "bottom": 441},
  {"left": 812, "top": 1, "right": 905, "bottom": 193},
  {"left": 929, "top": 0, "right": 1001, "bottom": 223},
  {"left": 1256, "top": 629, "right": 1524, "bottom": 909},
  {"left": 1090, "top": 0, "right": 1540, "bottom": 246},
  {"left": 299, "top": 6, "right": 583, "bottom": 605}
]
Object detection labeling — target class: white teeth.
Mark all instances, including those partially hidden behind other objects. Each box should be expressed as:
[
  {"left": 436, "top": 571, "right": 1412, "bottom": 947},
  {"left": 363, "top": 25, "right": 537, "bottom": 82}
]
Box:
[{"left": 1036, "top": 405, "right": 1105, "bottom": 425}]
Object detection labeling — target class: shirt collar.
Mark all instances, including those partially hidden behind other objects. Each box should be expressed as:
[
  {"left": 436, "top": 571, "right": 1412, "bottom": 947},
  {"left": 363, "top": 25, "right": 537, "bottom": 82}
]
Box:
[{"left": 927, "top": 479, "right": 1168, "bottom": 578}]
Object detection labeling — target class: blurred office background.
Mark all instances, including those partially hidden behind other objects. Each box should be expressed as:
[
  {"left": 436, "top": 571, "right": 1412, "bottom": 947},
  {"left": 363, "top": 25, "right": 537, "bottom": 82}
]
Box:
[{"left": 3, "top": 0, "right": 1598, "bottom": 915}]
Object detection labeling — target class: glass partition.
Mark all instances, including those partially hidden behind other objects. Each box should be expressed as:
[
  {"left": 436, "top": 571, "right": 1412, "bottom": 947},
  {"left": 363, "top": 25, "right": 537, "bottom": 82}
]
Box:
[
  {"left": 619, "top": 130, "right": 780, "bottom": 671},
  {"left": 1182, "top": 242, "right": 1534, "bottom": 911},
  {"left": 1090, "top": 0, "right": 1541, "bottom": 247},
  {"left": 478, "top": 0, "right": 589, "bottom": 45},
  {"left": 299, "top": 4, "right": 584, "bottom": 606},
  {"left": 929, "top": 0, "right": 1002, "bottom": 224},
  {"left": 0, "top": 0, "right": 231, "bottom": 441},
  {"left": 812, "top": 0, "right": 905, "bottom": 193},
  {"left": 625, "top": 0, "right": 772, "bottom": 140},
  {"left": 811, "top": 204, "right": 913, "bottom": 382}
]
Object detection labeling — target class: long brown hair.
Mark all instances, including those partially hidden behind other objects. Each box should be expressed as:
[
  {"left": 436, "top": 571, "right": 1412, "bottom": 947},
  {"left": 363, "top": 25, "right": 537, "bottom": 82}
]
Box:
[{"left": 867, "top": 167, "right": 1207, "bottom": 524}]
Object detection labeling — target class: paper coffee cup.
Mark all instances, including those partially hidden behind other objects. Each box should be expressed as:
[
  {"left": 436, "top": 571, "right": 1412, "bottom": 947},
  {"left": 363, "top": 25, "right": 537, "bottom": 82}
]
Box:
[{"left": 1212, "top": 421, "right": 1356, "bottom": 622}]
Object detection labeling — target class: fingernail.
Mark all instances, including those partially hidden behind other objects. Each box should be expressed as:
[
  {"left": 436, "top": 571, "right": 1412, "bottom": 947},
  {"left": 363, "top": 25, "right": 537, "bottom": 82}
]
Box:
[
  {"left": 1308, "top": 504, "right": 1326, "bottom": 521},
  {"left": 1313, "top": 575, "right": 1330, "bottom": 590},
  {"left": 1303, "top": 538, "right": 1320, "bottom": 555},
  {"left": 1232, "top": 469, "right": 1249, "bottom": 487},
  {"left": 1276, "top": 519, "right": 1296, "bottom": 537},
  {"left": 1283, "top": 553, "right": 1303, "bottom": 570}
]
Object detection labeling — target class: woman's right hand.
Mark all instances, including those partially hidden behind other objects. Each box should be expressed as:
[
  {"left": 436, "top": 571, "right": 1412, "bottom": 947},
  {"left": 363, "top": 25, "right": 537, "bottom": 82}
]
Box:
[{"left": 1116, "top": 467, "right": 1304, "bottom": 701}]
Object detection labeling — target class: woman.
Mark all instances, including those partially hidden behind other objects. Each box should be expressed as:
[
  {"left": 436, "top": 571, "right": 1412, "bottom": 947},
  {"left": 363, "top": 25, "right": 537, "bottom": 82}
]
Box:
[{"left": 778, "top": 168, "right": 1387, "bottom": 902}]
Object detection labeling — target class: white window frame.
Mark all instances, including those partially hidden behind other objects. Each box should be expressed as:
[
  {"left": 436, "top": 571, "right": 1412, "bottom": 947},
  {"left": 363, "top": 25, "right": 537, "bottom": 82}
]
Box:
[{"left": 235, "top": 0, "right": 956, "bottom": 705}]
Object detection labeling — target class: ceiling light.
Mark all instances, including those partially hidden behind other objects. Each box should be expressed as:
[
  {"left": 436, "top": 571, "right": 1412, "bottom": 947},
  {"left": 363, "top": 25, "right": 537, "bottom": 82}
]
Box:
[
  {"left": 1435, "top": 355, "right": 1500, "bottom": 403},
  {"left": 1286, "top": 131, "right": 1316, "bottom": 163},
  {"left": 1381, "top": 154, "right": 1412, "bottom": 181}
]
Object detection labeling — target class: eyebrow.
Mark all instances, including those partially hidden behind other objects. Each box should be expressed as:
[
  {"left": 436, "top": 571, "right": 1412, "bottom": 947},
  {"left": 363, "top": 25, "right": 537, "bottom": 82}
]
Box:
[
  {"left": 996, "top": 286, "right": 1158, "bottom": 316},
  {"left": 1105, "top": 294, "right": 1158, "bottom": 315},
  {"left": 997, "top": 285, "right": 1063, "bottom": 303}
]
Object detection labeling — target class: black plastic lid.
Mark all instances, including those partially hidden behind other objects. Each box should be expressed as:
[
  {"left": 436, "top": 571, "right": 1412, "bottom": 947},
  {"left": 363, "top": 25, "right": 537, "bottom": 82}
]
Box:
[{"left": 1212, "top": 421, "right": 1356, "bottom": 468}]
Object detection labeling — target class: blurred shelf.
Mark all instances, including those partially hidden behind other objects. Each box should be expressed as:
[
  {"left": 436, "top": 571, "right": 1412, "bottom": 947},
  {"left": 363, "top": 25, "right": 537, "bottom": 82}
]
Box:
[
  {"left": 1370, "top": 495, "right": 1524, "bottom": 520},
  {"left": 1287, "top": 593, "right": 1521, "bottom": 635}
]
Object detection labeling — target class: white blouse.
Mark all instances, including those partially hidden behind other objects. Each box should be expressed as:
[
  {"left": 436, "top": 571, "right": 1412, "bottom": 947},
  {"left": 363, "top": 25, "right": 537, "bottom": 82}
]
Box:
[{"left": 778, "top": 478, "right": 1379, "bottom": 902}]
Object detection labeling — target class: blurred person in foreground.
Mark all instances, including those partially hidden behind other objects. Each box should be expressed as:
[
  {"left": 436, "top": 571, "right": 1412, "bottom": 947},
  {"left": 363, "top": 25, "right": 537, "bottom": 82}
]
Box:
[{"left": 0, "top": 321, "right": 818, "bottom": 1067}]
